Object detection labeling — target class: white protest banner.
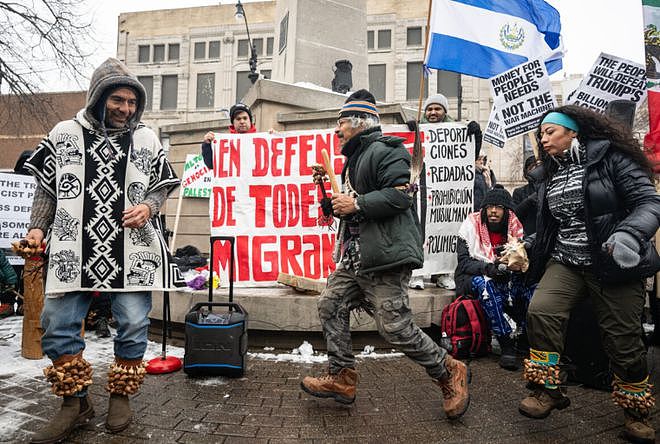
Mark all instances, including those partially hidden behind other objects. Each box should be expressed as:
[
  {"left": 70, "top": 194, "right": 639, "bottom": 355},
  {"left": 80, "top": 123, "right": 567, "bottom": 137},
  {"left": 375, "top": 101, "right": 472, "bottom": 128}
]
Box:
[
  {"left": 0, "top": 172, "right": 35, "bottom": 265},
  {"left": 483, "top": 106, "right": 506, "bottom": 148},
  {"left": 565, "top": 52, "right": 646, "bottom": 113},
  {"left": 181, "top": 153, "right": 212, "bottom": 198},
  {"left": 415, "top": 123, "right": 475, "bottom": 276},
  {"left": 208, "top": 124, "right": 473, "bottom": 286},
  {"left": 490, "top": 58, "right": 556, "bottom": 138}
]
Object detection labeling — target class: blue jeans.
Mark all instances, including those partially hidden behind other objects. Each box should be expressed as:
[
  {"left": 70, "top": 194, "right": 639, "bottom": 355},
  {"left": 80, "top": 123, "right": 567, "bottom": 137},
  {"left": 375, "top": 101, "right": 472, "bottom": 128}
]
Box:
[
  {"left": 41, "top": 291, "right": 152, "bottom": 361},
  {"left": 471, "top": 275, "right": 535, "bottom": 337}
]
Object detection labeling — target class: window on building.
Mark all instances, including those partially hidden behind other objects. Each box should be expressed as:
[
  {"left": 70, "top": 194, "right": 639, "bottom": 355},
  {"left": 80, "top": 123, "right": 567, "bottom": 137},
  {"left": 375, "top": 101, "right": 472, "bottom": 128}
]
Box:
[
  {"left": 437, "top": 70, "right": 460, "bottom": 98},
  {"left": 196, "top": 73, "right": 215, "bottom": 109},
  {"left": 367, "top": 30, "right": 374, "bottom": 50},
  {"left": 160, "top": 75, "right": 178, "bottom": 110},
  {"left": 253, "top": 38, "right": 263, "bottom": 56},
  {"left": 266, "top": 37, "right": 274, "bottom": 56},
  {"left": 138, "top": 76, "right": 153, "bottom": 111},
  {"left": 369, "top": 64, "right": 386, "bottom": 101},
  {"left": 261, "top": 69, "right": 272, "bottom": 79},
  {"left": 168, "top": 43, "right": 180, "bottom": 61},
  {"left": 138, "top": 45, "right": 150, "bottom": 63},
  {"left": 407, "top": 27, "right": 422, "bottom": 46},
  {"left": 194, "top": 42, "right": 206, "bottom": 60},
  {"left": 377, "top": 29, "right": 391, "bottom": 49},
  {"left": 279, "top": 12, "right": 288, "bottom": 53},
  {"left": 238, "top": 39, "right": 249, "bottom": 58},
  {"left": 406, "top": 62, "right": 428, "bottom": 101},
  {"left": 236, "top": 71, "right": 252, "bottom": 102},
  {"left": 153, "top": 44, "right": 165, "bottom": 63},
  {"left": 209, "top": 41, "right": 221, "bottom": 59}
]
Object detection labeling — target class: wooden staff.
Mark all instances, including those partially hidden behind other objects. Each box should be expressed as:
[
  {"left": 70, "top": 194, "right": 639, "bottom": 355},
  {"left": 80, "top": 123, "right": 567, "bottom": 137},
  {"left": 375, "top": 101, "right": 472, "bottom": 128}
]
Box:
[
  {"left": 21, "top": 255, "right": 44, "bottom": 359},
  {"left": 321, "top": 149, "right": 340, "bottom": 194}
]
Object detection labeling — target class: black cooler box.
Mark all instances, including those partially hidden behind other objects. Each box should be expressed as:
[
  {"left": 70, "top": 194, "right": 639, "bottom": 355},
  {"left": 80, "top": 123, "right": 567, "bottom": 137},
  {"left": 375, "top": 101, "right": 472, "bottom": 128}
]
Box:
[{"left": 183, "top": 301, "right": 248, "bottom": 377}]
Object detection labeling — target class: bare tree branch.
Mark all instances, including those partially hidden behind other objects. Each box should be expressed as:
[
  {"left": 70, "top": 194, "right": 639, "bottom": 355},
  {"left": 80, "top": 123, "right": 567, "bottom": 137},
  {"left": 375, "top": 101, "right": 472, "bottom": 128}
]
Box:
[{"left": 0, "top": 0, "right": 96, "bottom": 133}]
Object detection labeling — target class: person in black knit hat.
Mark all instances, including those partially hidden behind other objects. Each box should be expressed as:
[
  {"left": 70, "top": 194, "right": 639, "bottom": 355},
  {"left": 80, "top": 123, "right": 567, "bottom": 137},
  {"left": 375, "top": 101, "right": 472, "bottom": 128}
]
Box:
[
  {"left": 200, "top": 102, "right": 256, "bottom": 169},
  {"left": 454, "top": 185, "right": 535, "bottom": 371},
  {"left": 301, "top": 89, "right": 471, "bottom": 421}
]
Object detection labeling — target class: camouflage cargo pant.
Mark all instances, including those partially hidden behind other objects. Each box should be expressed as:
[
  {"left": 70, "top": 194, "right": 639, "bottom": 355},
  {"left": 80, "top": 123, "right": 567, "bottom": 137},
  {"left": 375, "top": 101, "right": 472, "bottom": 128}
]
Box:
[{"left": 318, "top": 264, "right": 448, "bottom": 380}]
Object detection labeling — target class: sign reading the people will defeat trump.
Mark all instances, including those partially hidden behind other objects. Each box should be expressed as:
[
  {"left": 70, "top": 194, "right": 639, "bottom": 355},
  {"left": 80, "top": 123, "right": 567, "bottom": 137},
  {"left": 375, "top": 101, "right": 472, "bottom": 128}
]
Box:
[
  {"left": 208, "top": 125, "right": 474, "bottom": 286},
  {"left": 565, "top": 52, "right": 646, "bottom": 113},
  {"left": 0, "top": 172, "right": 36, "bottom": 265},
  {"left": 489, "top": 58, "right": 557, "bottom": 140}
]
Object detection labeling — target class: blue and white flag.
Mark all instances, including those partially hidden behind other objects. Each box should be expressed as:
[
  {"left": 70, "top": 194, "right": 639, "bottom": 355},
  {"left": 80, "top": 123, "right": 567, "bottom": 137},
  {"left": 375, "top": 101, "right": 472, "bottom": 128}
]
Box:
[{"left": 424, "top": 0, "right": 564, "bottom": 79}]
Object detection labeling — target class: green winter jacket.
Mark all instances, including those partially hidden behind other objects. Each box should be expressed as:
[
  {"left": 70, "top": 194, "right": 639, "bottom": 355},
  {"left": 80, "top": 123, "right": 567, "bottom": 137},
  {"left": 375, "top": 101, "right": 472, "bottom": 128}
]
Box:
[
  {"left": 0, "top": 250, "right": 17, "bottom": 289},
  {"left": 340, "top": 128, "right": 424, "bottom": 274}
]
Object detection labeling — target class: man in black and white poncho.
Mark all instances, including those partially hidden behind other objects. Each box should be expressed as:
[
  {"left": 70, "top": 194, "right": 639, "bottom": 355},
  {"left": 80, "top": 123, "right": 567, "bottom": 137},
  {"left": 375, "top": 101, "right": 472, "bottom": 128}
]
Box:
[{"left": 23, "top": 58, "right": 182, "bottom": 443}]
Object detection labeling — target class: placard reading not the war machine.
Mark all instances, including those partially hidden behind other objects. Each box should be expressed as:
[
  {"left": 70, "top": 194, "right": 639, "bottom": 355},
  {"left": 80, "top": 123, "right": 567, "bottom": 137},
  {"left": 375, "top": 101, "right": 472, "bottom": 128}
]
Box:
[
  {"left": 489, "top": 58, "right": 557, "bottom": 139},
  {"left": 565, "top": 52, "right": 646, "bottom": 113}
]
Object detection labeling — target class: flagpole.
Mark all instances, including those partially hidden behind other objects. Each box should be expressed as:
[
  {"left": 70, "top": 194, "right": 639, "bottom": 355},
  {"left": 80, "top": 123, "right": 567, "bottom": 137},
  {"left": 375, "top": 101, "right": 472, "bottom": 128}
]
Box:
[{"left": 416, "top": 0, "right": 434, "bottom": 122}]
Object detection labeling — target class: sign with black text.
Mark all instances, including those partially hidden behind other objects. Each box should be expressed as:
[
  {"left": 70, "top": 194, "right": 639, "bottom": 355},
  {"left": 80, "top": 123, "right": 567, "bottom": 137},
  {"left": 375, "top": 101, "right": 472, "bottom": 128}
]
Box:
[{"left": 0, "top": 173, "right": 35, "bottom": 265}]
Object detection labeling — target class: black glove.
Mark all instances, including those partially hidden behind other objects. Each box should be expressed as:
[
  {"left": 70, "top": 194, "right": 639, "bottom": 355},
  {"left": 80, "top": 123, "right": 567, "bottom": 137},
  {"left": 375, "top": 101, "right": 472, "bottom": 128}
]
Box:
[
  {"left": 485, "top": 262, "right": 509, "bottom": 281},
  {"left": 467, "top": 121, "right": 481, "bottom": 138},
  {"left": 320, "top": 197, "right": 333, "bottom": 217},
  {"left": 406, "top": 119, "right": 419, "bottom": 132}
]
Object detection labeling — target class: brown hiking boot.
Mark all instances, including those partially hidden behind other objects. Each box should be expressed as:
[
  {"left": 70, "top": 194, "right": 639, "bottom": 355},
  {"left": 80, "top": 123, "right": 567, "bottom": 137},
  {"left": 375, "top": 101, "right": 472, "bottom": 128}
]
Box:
[
  {"left": 105, "top": 394, "right": 132, "bottom": 433},
  {"left": 518, "top": 385, "right": 570, "bottom": 419},
  {"left": 300, "top": 367, "right": 358, "bottom": 404},
  {"left": 30, "top": 396, "right": 94, "bottom": 444},
  {"left": 623, "top": 409, "right": 655, "bottom": 443},
  {"left": 435, "top": 355, "right": 470, "bottom": 419}
]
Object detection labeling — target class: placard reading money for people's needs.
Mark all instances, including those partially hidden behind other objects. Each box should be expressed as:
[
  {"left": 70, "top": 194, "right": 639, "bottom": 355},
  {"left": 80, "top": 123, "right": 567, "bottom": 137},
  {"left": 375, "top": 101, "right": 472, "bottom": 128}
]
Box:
[{"left": 489, "top": 58, "right": 557, "bottom": 139}]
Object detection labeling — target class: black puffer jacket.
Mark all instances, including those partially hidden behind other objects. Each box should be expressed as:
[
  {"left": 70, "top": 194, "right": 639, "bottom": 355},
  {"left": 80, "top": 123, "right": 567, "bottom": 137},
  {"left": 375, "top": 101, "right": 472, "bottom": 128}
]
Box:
[
  {"left": 339, "top": 128, "right": 424, "bottom": 274},
  {"left": 529, "top": 139, "right": 660, "bottom": 284}
]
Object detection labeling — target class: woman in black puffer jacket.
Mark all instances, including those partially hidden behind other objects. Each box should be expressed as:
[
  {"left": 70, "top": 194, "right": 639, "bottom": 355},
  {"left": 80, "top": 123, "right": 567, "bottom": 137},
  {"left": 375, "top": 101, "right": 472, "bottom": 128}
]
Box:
[{"left": 518, "top": 105, "right": 660, "bottom": 444}]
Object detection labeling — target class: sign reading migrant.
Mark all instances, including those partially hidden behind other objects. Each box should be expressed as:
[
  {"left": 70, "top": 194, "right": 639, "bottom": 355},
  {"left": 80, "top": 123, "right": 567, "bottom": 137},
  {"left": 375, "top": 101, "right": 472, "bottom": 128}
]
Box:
[
  {"left": 208, "top": 124, "right": 473, "bottom": 286},
  {"left": 489, "top": 58, "right": 557, "bottom": 139},
  {"left": 181, "top": 153, "right": 212, "bottom": 198},
  {"left": 566, "top": 52, "right": 646, "bottom": 113},
  {"left": 0, "top": 172, "right": 36, "bottom": 265}
]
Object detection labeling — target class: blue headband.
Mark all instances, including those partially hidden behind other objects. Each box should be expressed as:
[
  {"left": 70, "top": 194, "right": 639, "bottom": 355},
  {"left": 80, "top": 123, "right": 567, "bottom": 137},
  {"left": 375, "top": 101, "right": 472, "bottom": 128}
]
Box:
[{"left": 541, "top": 112, "right": 579, "bottom": 132}]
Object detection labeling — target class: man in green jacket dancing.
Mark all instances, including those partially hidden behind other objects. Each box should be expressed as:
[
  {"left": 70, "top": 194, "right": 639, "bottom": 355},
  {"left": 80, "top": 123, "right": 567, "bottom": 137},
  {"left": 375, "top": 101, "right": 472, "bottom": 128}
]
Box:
[{"left": 301, "top": 90, "right": 470, "bottom": 420}]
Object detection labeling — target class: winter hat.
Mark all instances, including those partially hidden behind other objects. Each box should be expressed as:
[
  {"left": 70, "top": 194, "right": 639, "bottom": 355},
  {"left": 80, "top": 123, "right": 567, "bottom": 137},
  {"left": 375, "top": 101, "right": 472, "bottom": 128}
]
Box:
[
  {"left": 229, "top": 103, "right": 253, "bottom": 123},
  {"left": 339, "top": 89, "right": 379, "bottom": 120},
  {"left": 481, "top": 184, "right": 513, "bottom": 210},
  {"left": 423, "top": 93, "right": 449, "bottom": 113}
]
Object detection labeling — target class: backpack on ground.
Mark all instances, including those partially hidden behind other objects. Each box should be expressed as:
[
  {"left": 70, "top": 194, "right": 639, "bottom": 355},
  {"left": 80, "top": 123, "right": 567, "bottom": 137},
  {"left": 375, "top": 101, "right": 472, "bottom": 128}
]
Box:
[{"left": 440, "top": 296, "right": 491, "bottom": 359}]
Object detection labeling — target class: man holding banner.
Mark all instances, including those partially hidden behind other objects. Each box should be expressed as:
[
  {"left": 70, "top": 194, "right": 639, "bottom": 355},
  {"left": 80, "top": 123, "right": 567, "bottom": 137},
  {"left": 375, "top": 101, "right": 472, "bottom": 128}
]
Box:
[
  {"left": 300, "top": 89, "right": 470, "bottom": 420},
  {"left": 201, "top": 102, "right": 256, "bottom": 170}
]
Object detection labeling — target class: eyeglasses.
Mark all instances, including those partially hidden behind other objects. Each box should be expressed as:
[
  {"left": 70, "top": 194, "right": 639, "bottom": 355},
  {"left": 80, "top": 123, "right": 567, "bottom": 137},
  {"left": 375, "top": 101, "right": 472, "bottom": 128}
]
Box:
[{"left": 486, "top": 205, "right": 505, "bottom": 210}]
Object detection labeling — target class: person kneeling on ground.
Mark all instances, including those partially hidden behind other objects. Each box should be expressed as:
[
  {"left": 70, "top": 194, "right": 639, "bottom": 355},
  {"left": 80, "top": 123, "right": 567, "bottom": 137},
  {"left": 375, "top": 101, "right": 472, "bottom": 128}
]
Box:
[
  {"left": 300, "top": 89, "right": 470, "bottom": 420},
  {"left": 454, "top": 185, "right": 535, "bottom": 371}
]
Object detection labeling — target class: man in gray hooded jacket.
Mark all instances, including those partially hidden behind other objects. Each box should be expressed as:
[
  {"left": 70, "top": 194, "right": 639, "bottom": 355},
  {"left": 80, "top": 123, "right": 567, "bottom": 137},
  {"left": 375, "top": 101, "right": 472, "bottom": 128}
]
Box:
[{"left": 23, "top": 58, "right": 180, "bottom": 443}]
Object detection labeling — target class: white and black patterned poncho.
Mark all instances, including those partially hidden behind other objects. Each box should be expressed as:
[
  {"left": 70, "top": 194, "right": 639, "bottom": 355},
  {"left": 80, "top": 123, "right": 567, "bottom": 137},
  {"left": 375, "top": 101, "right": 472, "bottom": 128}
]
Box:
[{"left": 26, "top": 111, "right": 183, "bottom": 295}]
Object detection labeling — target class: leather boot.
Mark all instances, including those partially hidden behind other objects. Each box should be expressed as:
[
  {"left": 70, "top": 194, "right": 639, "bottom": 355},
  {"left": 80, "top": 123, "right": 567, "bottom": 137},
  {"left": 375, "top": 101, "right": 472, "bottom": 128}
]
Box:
[
  {"left": 105, "top": 357, "right": 146, "bottom": 433},
  {"left": 106, "top": 394, "right": 131, "bottom": 433},
  {"left": 300, "top": 367, "right": 358, "bottom": 404},
  {"left": 519, "top": 385, "right": 570, "bottom": 419},
  {"left": 623, "top": 408, "right": 655, "bottom": 443},
  {"left": 30, "top": 395, "right": 94, "bottom": 444},
  {"left": 435, "top": 355, "right": 470, "bottom": 419},
  {"left": 497, "top": 335, "right": 518, "bottom": 371}
]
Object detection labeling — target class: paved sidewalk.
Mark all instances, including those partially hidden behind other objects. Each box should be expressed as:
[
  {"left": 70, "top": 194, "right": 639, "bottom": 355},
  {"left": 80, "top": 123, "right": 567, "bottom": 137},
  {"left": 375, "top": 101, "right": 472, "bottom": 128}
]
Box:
[{"left": 1, "top": 315, "right": 658, "bottom": 443}]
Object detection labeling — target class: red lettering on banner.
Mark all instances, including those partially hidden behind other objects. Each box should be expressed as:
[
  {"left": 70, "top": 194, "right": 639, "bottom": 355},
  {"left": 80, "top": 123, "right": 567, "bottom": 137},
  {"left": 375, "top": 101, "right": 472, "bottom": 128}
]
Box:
[
  {"left": 273, "top": 185, "right": 287, "bottom": 228},
  {"left": 284, "top": 137, "right": 297, "bottom": 175},
  {"left": 302, "top": 234, "right": 321, "bottom": 278},
  {"left": 270, "top": 137, "right": 283, "bottom": 176},
  {"left": 301, "top": 183, "right": 316, "bottom": 227},
  {"left": 214, "top": 139, "right": 240, "bottom": 177},
  {"left": 249, "top": 185, "right": 271, "bottom": 227},
  {"left": 280, "top": 235, "right": 303, "bottom": 275},
  {"left": 213, "top": 234, "right": 337, "bottom": 283},
  {"left": 299, "top": 134, "right": 314, "bottom": 175},
  {"left": 211, "top": 186, "right": 236, "bottom": 226},
  {"left": 252, "top": 236, "right": 279, "bottom": 281},
  {"left": 252, "top": 137, "right": 269, "bottom": 176}
]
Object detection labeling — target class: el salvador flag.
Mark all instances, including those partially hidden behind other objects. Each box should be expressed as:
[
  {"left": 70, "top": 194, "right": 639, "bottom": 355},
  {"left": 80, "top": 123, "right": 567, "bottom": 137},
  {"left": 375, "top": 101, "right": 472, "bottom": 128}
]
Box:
[{"left": 424, "top": 0, "right": 564, "bottom": 79}]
